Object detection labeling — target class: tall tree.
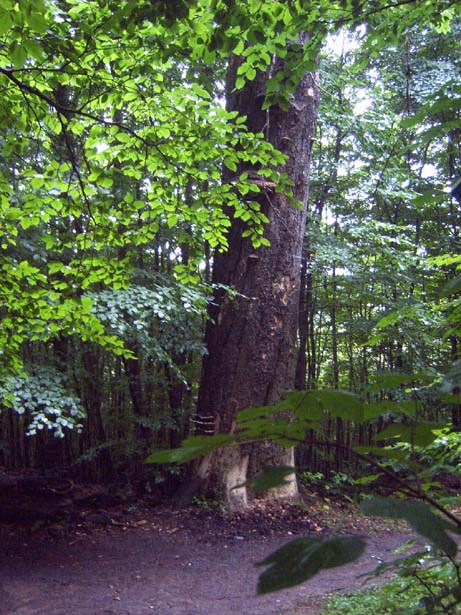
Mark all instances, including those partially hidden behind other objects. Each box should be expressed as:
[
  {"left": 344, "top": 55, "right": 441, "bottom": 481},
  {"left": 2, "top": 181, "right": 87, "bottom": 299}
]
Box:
[{"left": 191, "top": 39, "right": 319, "bottom": 508}]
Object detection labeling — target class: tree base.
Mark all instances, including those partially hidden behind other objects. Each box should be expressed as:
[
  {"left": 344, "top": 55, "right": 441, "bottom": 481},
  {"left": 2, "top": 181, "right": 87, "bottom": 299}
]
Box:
[{"left": 175, "top": 446, "right": 298, "bottom": 511}]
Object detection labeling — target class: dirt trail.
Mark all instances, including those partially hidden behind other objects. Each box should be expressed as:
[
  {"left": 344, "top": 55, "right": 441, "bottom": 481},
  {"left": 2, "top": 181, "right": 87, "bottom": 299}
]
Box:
[{"left": 0, "top": 506, "right": 411, "bottom": 615}]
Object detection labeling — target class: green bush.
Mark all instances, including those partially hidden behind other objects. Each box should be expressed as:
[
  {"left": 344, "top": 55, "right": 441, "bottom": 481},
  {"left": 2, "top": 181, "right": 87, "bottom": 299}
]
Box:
[{"left": 319, "top": 561, "right": 461, "bottom": 615}]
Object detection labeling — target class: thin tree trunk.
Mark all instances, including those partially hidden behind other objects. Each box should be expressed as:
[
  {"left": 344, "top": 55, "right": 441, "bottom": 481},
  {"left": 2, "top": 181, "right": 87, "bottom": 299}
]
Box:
[
  {"left": 329, "top": 240, "right": 344, "bottom": 472},
  {"left": 295, "top": 245, "right": 308, "bottom": 390}
]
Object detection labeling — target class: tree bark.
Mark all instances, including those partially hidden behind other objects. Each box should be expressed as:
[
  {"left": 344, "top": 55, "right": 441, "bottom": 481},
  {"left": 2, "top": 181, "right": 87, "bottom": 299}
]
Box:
[{"left": 191, "top": 40, "right": 318, "bottom": 509}]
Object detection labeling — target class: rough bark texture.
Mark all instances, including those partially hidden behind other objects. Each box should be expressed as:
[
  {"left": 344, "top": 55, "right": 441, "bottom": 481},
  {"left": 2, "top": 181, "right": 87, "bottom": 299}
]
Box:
[{"left": 193, "top": 42, "right": 319, "bottom": 509}]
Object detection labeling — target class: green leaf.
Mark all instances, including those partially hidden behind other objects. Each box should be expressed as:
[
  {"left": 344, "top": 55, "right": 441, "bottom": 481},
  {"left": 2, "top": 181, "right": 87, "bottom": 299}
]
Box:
[
  {"left": 145, "top": 434, "right": 236, "bottom": 465},
  {"left": 257, "top": 536, "right": 366, "bottom": 594},
  {"left": 236, "top": 405, "right": 279, "bottom": 422},
  {"left": 375, "top": 423, "right": 440, "bottom": 447},
  {"left": 236, "top": 465, "right": 295, "bottom": 495},
  {"left": 10, "top": 44, "right": 28, "bottom": 68},
  {"left": 180, "top": 434, "right": 233, "bottom": 449},
  {"left": 27, "top": 12, "right": 48, "bottom": 33},
  {"left": 233, "top": 39, "right": 245, "bottom": 55},
  {"left": 354, "top": 446, "right": 407, "bottom": 460},
  {"left": 277, "top": 391, "right": 322, "bottom": 420},
  {"left": 0, "top": 10, "right": 12, "bottom": 33},
  {"left": 280, "top": 389, "right": 363, "bottom": 423},
  {"left": 145, "top": 446, "right": 206, "bottom": 464},
  {"left": 364, "top": 400, "right": 421, "bottom": 420},
  {"left": 223, "top": 157, "right": 237, "bottom": 172},
  {"left": 360, "top": 497, "right": 458, "bottom": 557},
  {"left": 246, "top": 66, "right": 256, "bottom": 81},
  {"left": 353, "top": 474, "right": 382, "bottom": 485},
  {"left": 371, "top": 371, "right": 434, "bottom": 390}
]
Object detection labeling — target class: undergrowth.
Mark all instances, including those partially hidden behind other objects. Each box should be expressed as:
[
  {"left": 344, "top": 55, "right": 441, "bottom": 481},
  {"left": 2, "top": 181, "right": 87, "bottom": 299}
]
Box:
[{"left": 317, "top": 562, "right": 461, "bottom": 615}]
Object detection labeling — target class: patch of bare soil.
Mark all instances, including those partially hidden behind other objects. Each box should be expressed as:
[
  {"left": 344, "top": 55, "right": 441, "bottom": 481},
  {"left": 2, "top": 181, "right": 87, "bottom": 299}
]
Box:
[{"left": 0, "top": 497, "right": 414, "bottom": 615}]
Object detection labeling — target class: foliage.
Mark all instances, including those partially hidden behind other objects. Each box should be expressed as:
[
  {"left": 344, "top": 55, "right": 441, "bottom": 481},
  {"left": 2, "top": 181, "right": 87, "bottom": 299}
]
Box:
[
  {"left": 88, "top": 277, "right": 208, "bottom": 360},
  {"left": 257, "top": 535, "right": 366, "bottom": 594},
  {"left": 0, "top": 365, "right": 85, "bottom": 437},
  {"left": 319, "top": 565, "right": 460, "bottom": 615},
  {"left": 147, "top": 374, "right": 461, "bottom": 601},
  {"left": 299, "top": 470, "right": 356, "bottom": 500},
  {"left": 417, "top": 429, "right": 461, "bottom": 477},
  {"left": 0, "top": 0, "right": 305, "bottom": 376},
  {"left": 239, "top": 465, "right": 297, "bottom": 495},
  {"left": 2, "top": 1, "right": 461, "bottom": 607},
  {"left": 0, "top": 0, "right": 459, "bottom": 377},
  {"left": 361, "top": 497, "right": 458, "bottom": 557},
  {"left": 191, "top": 496, "right": 226, "bottom": 513},
  {"left": 355, "top": 538, "right": 461, "bottom": 615},
  {"left": 148, "top": 377, "right": 447, "bottom": 465}
]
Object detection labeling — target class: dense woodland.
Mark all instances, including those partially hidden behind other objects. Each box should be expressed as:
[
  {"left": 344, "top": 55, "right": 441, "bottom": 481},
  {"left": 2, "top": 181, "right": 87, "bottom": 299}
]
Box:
[
  {"left": 3, "top": 0, "right": 461, "bottom": 609},
  {"left": 3, "top": 0, "right": 461, "bottom": 604},
  {"left": 1, "top": 1, "right": 459, "bottom": 485}
]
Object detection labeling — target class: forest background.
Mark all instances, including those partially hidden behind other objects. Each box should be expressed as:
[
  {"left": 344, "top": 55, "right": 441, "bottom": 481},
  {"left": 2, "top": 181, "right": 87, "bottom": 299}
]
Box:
[{"left": 1, "top": 0, "right": 461, "bottom": 527}]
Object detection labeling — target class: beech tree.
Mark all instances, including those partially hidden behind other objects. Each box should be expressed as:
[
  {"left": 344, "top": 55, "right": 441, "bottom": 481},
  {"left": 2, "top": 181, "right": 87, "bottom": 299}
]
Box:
[
  {"left": 3, "top": 0, "right": 461, "bottom": 502},
  {"left": 191, "top": 44, "right": 319, "bottom": 508},
  {"left": 148, "top": 0, "right": 461, "bottom": 507}
]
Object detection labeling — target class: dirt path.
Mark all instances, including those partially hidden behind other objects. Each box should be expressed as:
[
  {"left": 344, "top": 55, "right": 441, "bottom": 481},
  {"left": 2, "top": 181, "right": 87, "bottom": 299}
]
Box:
[{"left": 0, "top": 504, "right": 411, "bottom": 615}]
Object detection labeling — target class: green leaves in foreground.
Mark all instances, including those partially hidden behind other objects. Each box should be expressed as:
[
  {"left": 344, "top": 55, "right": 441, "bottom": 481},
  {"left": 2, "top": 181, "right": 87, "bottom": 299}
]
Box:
[
  {"left": 279, "top": 389, "right": 364, "bottom": 422},
  {"left": 145, "top": 434, "right": 235, "bottom": 464},
  {"left": 235, "top": 465, "right": 295, "bottom": 495},
  {"left": 255, "top": 496, "right": 459, "bottom": 595},
  {"left": 146, "top": 385, "right": 444, "bottom": 469},
  {"left": 257, "top": 536, "right": 366, "bottom": 594},
  {"left": 361, "top": 497, "right": 458, "bottom": 557}
]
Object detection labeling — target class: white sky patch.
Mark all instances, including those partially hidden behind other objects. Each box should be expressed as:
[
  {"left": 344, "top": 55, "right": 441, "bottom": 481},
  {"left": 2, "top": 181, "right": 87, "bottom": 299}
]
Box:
[
  {"left": 96, "top": 143, "right": 110, "bottom": 153},
  {"left": 325, "top": 26, "right": 366, "bottom": 57},
  {"left": 353, "top": 97, "right": 372, "bottom": 115},
  {"left": 420, "top": 163, "right": 438, "bottom": 179},
  {"left": 322, "top": 205, "right": 337, "bottom": 225}
]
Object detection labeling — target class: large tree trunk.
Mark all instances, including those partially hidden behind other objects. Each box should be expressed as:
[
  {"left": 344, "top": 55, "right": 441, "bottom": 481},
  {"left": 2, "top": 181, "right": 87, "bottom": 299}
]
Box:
[{"left": 192, "top": 40, "right": 318, "bottom": 509}]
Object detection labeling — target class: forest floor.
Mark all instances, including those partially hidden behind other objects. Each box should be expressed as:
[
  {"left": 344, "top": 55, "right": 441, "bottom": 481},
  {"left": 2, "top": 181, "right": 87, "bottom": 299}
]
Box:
[{"left": 0, "top": 491, "right": 414, "bottom": 615}]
